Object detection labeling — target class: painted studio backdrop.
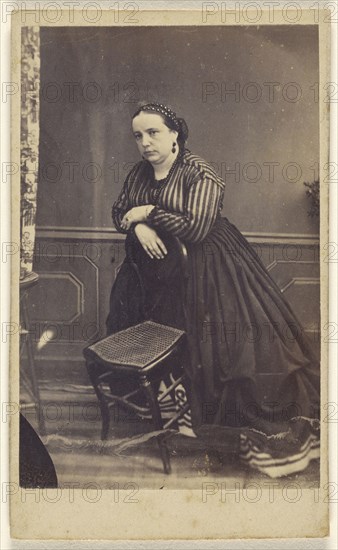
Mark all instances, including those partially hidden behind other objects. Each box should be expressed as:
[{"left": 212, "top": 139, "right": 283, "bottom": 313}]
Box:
[{"left": 22, "top": 25, "right": 320, "bottom": 414}]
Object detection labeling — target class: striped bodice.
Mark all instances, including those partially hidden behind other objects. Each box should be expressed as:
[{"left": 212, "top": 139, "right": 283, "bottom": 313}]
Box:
[{"left": 112, "top": 149, "right": 225, "bottom": 244}]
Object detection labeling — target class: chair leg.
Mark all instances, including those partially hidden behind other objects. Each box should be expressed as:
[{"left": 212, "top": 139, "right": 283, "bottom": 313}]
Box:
[
  {"left": 100, "top": 400, "right": 110, "bottom": 441},
  {"left": 140, "top": 377, "right": 171, "bottom": 475},
  {"left": 86, "top": 360, "right": 110, "bottom": 441},
  {"left": 162, "top": 373, "right": 177, "bottom": 406}
]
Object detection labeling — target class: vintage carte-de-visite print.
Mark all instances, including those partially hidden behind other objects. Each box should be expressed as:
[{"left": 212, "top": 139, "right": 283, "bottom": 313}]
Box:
[{"left": 10, "top": 4, "right": 331, "bottom": 541}]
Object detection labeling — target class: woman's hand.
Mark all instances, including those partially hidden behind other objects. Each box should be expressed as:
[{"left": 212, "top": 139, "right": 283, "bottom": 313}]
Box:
[
  {"left": 121, "top": 205, "right": 155, "bottom": 231},
  {"left": 134, "top": 223, "right": 167, "bottom": 259}
]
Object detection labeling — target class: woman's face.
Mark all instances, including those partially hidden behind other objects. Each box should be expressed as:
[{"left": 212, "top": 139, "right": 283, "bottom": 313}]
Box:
[{"left": 132, "top": 112, "right": 178, "bottom": 165}]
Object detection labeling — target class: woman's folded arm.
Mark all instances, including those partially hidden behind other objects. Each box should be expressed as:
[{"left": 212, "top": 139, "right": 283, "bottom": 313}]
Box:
[
  {"left": 111, "top": 181, "right": 130, "bottom": 233},
  {"left": 147, "top": 175, "right": 222, "bottom": 243}
]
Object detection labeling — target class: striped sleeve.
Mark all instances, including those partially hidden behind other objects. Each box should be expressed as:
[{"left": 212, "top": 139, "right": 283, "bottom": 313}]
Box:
[
  {"left": 111, "top": 180, "right": 129, "bottom": 234},
  {"left": 148, "top": 174, "right": 222, "bottom": 243},
  {"left": 111, "top": 164, "right": 140, "bottom": 234}
]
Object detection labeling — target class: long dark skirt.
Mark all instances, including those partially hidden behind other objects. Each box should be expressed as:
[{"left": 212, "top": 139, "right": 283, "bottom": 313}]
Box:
[{"left": 106, "top": 218, "right": 320, "bottom": 477}]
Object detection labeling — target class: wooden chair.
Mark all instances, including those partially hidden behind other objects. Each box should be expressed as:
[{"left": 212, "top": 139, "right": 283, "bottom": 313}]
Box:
[{"left": 83, "top": 237, "right": 190, "bottom": 474}]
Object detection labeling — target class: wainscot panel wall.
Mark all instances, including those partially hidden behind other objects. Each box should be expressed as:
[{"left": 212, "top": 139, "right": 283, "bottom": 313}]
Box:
[{"left": 21, "top": 229, "right": 320, "bottom": 407}]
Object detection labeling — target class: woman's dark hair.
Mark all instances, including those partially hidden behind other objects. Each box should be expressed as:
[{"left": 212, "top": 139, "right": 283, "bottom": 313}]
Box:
[{"left": 132, "top": 102, "right": 189, "bottom": 150}]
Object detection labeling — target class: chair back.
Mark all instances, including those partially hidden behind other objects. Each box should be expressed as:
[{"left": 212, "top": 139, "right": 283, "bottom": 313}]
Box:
[{"left": 125, "top": 233, "right": 189, "bottom": 328}]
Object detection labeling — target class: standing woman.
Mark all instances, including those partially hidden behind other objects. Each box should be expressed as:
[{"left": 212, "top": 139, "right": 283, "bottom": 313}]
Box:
[{"left": 106, "top": 102, "right": 320, "bottom": 478}]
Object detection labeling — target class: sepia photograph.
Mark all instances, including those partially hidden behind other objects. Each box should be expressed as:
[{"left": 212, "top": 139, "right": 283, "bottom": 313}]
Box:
[{"left": 7, "top": 3, "right": 334, "bottom": 542}]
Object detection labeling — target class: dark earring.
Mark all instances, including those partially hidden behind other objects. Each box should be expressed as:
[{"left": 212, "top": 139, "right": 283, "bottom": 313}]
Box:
[{"left": 172, "top": 142, "right": 177, "bottom": 154}]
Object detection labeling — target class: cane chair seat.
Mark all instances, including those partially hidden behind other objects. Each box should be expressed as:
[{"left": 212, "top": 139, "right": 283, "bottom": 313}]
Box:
[{"left": 84, "top": 321, "right": 185, "bottom": 370}]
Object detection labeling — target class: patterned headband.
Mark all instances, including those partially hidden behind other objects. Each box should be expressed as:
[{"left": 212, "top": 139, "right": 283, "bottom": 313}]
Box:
[{"left": 137, "top": 103, "right": 180, "bottom": 131}]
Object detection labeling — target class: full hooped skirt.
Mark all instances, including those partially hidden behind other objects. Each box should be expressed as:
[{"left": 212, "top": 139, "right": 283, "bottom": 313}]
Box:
[{"left": 106, "top": 217, "right": 320, "bottom": 478}]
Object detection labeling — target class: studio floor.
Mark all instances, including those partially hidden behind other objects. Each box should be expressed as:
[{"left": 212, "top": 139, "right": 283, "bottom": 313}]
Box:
[{"left": 20, "top": 389, "right": 320, "bottom": 492}]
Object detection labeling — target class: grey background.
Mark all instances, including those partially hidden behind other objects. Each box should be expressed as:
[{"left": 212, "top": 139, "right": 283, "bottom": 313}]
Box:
[{"left": 38, "top": 25, "right": 319, "bottom": 235}]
